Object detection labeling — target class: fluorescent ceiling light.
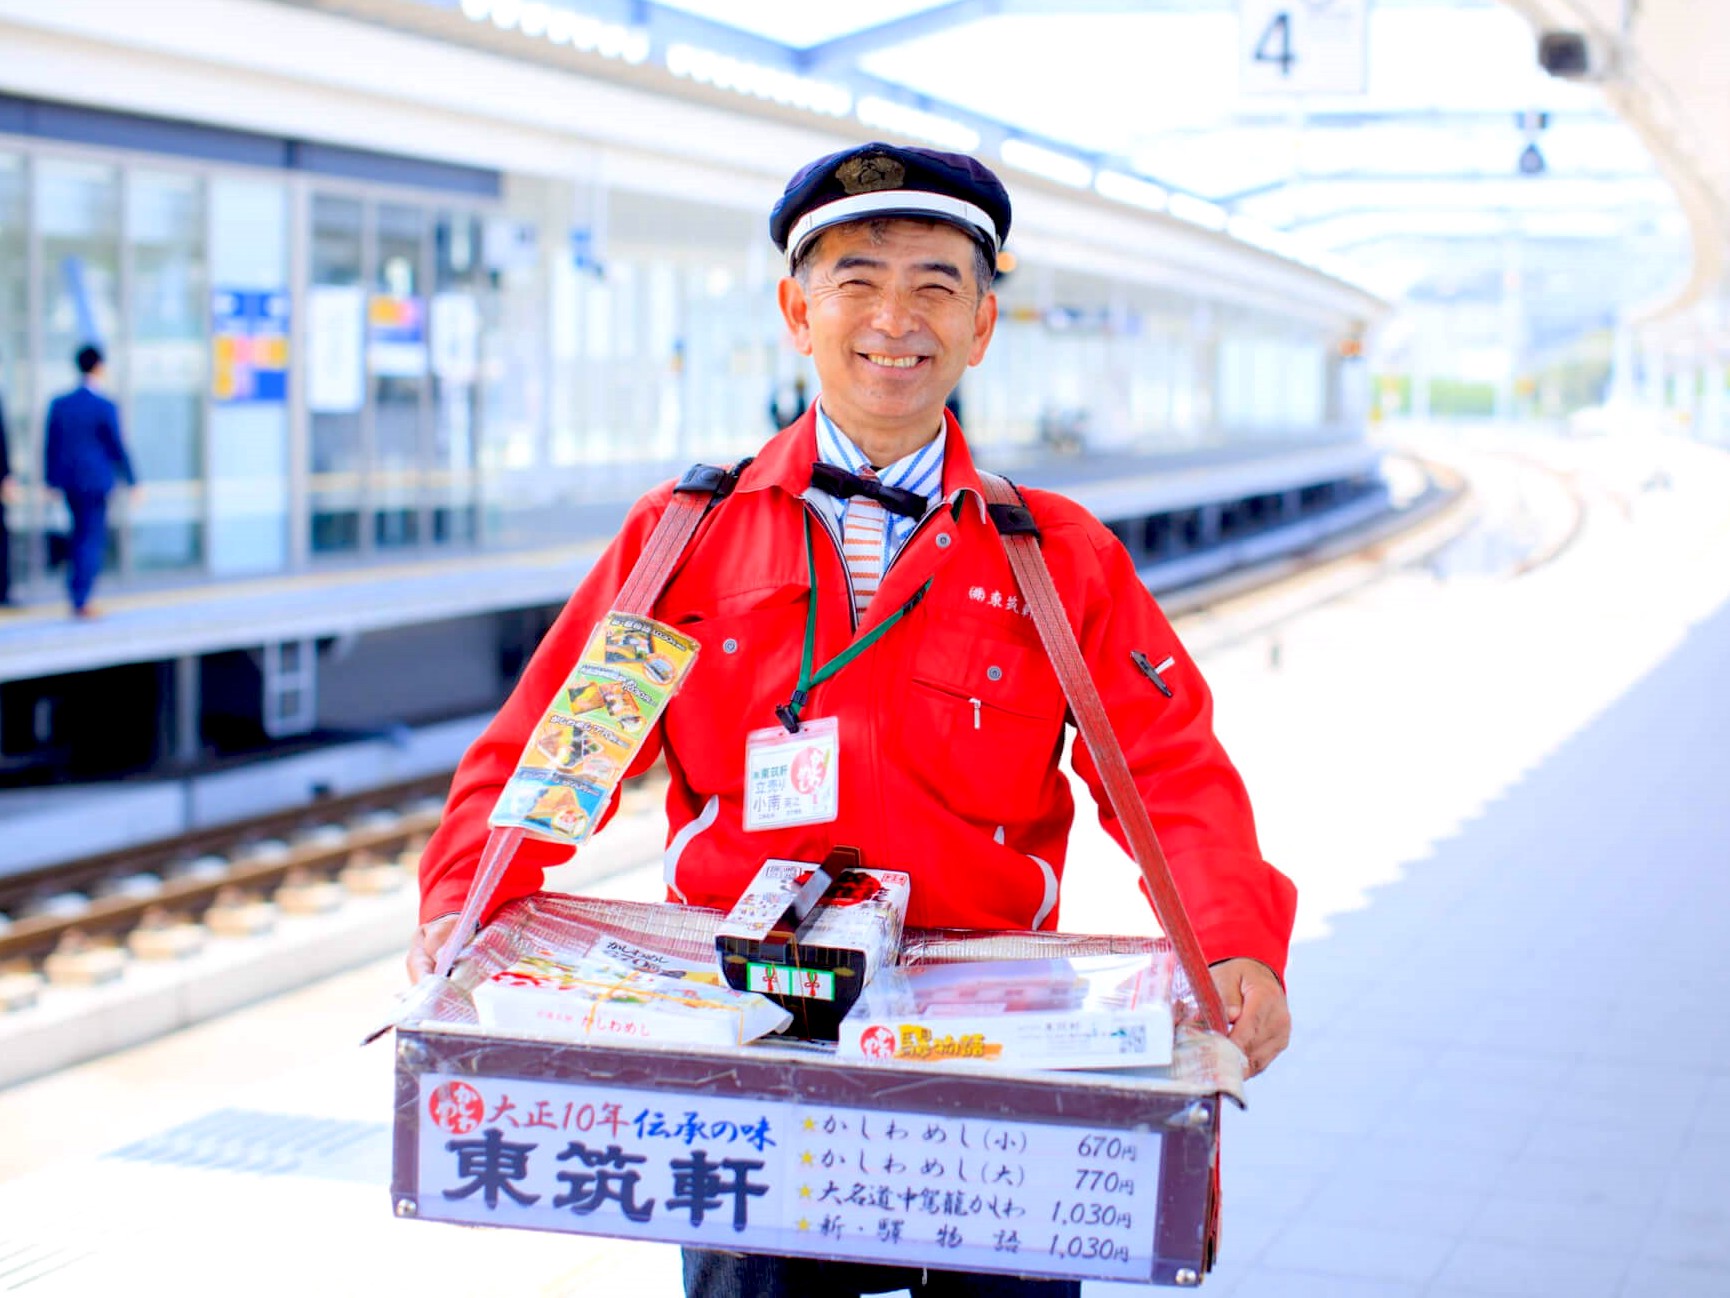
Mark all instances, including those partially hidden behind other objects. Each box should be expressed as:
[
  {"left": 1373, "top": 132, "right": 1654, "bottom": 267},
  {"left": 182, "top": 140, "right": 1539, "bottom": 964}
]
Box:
[
  {"left": 855, "top": 97, "right": 981, "bottom": 152},
  {"left": 462, "top": 0, "right": 648, "bottom": 64},
  {"left": 1166, "top": 192, "right": 1229, "bottom": 230},
  {"left": 666, "top": 43, "right": 851, "bottom": 116},
  {"left": 999, "top": 140, "right": 1091, "bottom": 188},
  {"left": 1094, "top": 170, "right": 1169, "bottom": 212}
]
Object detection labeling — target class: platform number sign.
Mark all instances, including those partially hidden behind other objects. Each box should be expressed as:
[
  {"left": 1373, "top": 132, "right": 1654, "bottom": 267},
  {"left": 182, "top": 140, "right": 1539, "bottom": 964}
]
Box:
[{"left": 1238, "top": 0, "right": 1368, "bottom": 96}]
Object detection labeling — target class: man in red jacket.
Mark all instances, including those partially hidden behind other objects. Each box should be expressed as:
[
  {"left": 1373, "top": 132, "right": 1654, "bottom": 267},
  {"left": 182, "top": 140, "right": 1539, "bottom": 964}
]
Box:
[{"left": 410, "top": 144, "right": 1294, "bottom": 1298}]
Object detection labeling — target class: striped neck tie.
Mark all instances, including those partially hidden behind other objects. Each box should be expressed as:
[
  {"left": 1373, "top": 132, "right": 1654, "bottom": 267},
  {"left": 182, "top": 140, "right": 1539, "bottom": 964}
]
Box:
[{"left": 841, "top": 466, "right": 887, "bottom": 621}]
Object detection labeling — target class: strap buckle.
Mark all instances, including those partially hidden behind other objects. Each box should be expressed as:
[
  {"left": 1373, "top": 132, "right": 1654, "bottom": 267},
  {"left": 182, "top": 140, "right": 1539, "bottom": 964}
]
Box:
[
  {"left": 987, "top": 501, "right": 1040, "bottom": 538},
  {"left": 675, "top": 455, "right": 755, "bottom": 500}
]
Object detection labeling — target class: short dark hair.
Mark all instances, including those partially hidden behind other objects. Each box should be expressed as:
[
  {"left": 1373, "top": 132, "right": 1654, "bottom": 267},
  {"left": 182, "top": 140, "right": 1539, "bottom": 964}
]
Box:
[
  {"left": 792, "top": 218, "right": 995, "bottom": 297},
  {"left": 75, "top": 344, "right": 104, "bottom": 375}
]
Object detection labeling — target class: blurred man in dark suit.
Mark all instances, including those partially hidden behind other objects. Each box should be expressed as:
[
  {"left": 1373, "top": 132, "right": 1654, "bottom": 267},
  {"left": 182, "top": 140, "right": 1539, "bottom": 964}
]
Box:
[{"left": 45, "top": 344, "right": 136, "bottom": 618}]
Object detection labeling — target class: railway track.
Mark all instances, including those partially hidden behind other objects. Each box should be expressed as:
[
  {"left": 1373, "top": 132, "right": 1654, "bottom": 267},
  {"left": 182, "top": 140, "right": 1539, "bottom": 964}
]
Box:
[{"left": 0, "top": 776, "right": 448, "bottom": 1003}]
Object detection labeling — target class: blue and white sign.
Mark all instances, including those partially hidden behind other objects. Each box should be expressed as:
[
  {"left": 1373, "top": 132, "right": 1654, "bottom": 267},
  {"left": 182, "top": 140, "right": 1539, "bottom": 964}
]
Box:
[
  {"left": 211, "top": 288, "right": 290, "bottom": 404},
  {"left": 413, "top": 1072, "right": 1161, "bottom": 1280}
]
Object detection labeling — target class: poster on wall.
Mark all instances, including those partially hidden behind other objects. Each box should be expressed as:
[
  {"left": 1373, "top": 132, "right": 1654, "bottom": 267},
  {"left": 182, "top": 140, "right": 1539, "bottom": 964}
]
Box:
[
  {"left": 430, "top": 292, "right": 480, "bottom": 384},
  {"left": 211, "top": 288, "right": 290, "bottom": 404},
  {"left": 307, "top": 285, "right": 366, "bottom": 414},
  {"left": 369, "top": 293, "right": 428, "bottom": 378}
]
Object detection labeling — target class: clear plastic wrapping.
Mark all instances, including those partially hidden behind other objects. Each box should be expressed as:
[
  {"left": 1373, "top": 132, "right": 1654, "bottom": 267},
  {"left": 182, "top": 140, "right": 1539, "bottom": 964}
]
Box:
[{"left": 405, "top": 892, "right": 1242, "bottom": 1101}]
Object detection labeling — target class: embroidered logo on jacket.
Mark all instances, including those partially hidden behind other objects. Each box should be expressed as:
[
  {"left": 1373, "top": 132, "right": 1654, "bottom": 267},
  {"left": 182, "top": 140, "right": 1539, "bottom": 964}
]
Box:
[{"left": 967, "top": 586, "right": 1033, "bottom": 618}]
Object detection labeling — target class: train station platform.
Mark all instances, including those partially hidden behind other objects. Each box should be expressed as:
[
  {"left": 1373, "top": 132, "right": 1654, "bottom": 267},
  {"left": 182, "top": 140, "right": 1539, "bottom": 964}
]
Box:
[
  {"left": 0, "top": 438, "right": 1380, "bottom": 686},
  {"left": 0, "top": 428, "right": 1724, "bottom": 1296}
]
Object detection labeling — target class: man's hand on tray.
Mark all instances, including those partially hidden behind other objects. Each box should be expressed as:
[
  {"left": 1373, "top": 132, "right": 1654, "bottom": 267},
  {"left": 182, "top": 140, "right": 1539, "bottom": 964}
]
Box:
[
  {"left": 407, "top": 913, "right": 462, "bottom": 982},
  {"left": 1209, "top": 958, "right": 1290, "bottom": 1078}
]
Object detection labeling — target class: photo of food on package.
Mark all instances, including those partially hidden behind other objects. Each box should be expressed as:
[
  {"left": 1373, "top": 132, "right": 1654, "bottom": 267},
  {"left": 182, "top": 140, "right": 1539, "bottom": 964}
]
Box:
[
  {"left": 488, "top": 612, "right": 698, "bottom": 847},
  {"left": 498, "top": 774, "right": 608, "bottom": 841},
  {"left": 601, "top": 617, "right": 690, "bottom": 689},
  {"left": 527, "top": 715, "right": 631, "bottom": 783},
  {"left": 564, "top": 679, "right": 649, "bottom": 733}
]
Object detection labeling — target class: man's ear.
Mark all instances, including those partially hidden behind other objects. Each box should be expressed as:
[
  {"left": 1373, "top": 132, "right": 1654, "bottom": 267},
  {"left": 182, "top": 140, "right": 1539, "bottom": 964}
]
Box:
[
  {"left": 967, "top": 291, "right": 998, "bottom": 367},
  {"left": 778, "top": 277, "right": 814, "bottom": 356}
]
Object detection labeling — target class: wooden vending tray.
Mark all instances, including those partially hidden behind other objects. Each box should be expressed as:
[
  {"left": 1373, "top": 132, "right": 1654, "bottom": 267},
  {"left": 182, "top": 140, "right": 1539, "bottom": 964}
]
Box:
[{"left": 389, "top": 895, "right": 1244, "bottom": 1288}]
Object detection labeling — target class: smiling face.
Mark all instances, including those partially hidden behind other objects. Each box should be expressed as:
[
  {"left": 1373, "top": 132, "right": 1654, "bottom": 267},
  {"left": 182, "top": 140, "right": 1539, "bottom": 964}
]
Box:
[{"left": 778, "top": 219, "right": 997, "bottom": 464}]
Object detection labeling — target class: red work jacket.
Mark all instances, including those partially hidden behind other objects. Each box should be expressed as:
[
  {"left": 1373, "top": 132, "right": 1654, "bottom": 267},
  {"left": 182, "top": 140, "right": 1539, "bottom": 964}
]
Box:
[{"left": 419, "top": 409, "right": 1297, "bottom": 980}]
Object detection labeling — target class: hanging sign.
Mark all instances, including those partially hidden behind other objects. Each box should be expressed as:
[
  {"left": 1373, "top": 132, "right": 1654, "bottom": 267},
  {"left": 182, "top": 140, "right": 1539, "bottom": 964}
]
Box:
[
  {"left": 430, "top": 292, "right": 481, "bottom": 383},
  {"left": 368, "top": 293, "right": 428, "bottom": 378},
  {"left": 1238, "top": 0, "right": 1369, "bottom": 96},
  {"left": 210, "top": 288, "right": 290, "bottom": 404},
  {"left": 307, "top": 285, "right": 366, "bottom": 414}
]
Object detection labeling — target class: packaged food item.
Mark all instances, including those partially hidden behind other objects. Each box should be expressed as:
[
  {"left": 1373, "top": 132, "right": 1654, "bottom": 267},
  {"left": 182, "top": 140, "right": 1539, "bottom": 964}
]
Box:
[
  {"left": 472, "top": 952, "right": 791, "bottom": 1048},
  {"left": 716, "top": 851, "right": 911, "bottom": 1042},
  {"left": 836, "top": 953, "right": 1176, "bottom": 1071},
  {"left": 489, "top": 613, "right": 698, "bottom": 847}
]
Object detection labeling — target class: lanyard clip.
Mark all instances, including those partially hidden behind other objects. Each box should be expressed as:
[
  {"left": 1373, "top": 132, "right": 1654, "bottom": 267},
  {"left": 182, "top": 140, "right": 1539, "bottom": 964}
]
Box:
[{"left": 775, "top": 690, "right": 809, "bottom": 734}]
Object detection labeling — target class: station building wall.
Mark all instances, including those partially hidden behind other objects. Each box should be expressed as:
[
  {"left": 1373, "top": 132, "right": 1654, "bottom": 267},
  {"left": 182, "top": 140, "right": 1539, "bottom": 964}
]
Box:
[{"left": 0, "top": 96, "right": 1360, "bottom": 600}]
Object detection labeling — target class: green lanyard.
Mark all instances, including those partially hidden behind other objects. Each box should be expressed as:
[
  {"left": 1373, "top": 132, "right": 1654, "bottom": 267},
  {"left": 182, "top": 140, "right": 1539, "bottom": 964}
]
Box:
[{"left": 776, "top": 511, "right": 933, "bottom": 732}]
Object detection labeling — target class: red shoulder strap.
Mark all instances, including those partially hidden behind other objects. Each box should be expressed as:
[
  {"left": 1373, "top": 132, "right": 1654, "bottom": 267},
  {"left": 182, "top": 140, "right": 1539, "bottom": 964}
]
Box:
[
  {"left": 978, "top": 471, "right": 1229, "bottom": 1035},
  {"left": 431, "top": 460, "right": 749, "bottom": 977},
  {"left": 615, "top": 460, "right": 750, "bottom": 613}
]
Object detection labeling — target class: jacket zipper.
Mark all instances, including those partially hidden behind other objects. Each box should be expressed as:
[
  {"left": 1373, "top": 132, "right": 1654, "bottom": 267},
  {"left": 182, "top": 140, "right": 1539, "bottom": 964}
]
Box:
[
  {"left": 802, "top": 497, "right": 858, "bottom": 630},
  {"left": 804, "top": 490, "right": 962, "bottom": 629}
]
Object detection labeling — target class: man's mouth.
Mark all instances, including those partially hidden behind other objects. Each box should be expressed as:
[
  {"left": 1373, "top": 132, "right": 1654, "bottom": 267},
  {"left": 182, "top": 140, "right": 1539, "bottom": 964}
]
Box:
[{"left": 862, "top": 353, "right": 926, "bottom": 369}]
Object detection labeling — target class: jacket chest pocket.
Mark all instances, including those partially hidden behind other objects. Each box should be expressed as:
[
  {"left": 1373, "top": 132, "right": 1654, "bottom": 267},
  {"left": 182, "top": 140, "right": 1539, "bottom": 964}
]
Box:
[
  {"left": 900, "top": 623, "right": 1067, "bottom": 825},
  {"left": 662, "top": 598, "right": 808, "bottom": 795}
]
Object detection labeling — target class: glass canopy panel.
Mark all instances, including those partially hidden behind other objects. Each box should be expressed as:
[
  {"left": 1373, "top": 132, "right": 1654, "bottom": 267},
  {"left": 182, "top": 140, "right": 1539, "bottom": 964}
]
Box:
[{"left": 858, "top": 3, "right": 1605, "bottom": 190}]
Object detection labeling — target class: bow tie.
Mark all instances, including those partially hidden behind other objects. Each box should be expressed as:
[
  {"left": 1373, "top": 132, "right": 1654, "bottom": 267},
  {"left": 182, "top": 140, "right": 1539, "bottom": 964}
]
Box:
[{"left": 809, "top": 462, "right": 930, "bottom": 521}]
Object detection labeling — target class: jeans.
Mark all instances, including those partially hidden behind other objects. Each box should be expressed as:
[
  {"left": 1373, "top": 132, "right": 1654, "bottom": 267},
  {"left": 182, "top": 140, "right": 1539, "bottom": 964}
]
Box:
[
  {"left": 681, "top": 1249, "right": 1081, "bottom": 1298},
  {"left": 64, "top": 490, "right": 108, "bottom": 611}
]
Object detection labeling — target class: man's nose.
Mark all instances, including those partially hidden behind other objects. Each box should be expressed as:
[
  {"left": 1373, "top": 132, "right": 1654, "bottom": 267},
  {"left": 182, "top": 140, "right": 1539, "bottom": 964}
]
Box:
[{"left": 868, "top": 287, "right": 918, "bottom": 336}]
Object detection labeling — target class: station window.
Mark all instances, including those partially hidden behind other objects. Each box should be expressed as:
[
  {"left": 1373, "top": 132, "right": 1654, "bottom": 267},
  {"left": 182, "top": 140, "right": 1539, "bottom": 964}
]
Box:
[
  {"left": 431, "top": 209, "right": 483, "bottom": 546},
  {"left": 0, "top": 152, "right": 25, "bottom": 595},
  {"left": 36, "top": 159, "right": 122, "bottom": 575},
  {"left": 371, "top": 200, "right": 427, "bottom": 550},
  {"left": 309, "top": 193, "right": 365, "bottom": 554},
  {"left": 127, "top": 168, "right": 207, "bottom": 572}
]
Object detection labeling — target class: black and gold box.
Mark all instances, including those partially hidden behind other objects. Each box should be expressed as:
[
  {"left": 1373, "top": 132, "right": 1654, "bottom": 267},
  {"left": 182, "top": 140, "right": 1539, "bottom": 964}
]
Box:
[{"left": 714, "top": 848, "right": 910, "bottom": 1041}]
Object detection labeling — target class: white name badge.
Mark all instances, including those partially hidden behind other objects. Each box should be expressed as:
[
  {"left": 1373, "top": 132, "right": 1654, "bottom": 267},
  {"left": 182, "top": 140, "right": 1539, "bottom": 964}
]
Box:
[{"left": 744, "top": 717, "right": 840, "bottom": 830}]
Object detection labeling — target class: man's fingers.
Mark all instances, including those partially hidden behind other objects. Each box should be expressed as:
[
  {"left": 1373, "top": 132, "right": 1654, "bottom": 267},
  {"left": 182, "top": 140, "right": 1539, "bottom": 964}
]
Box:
[
  {"left": 1208, "top": 961, "right": 1247, "bottom": 1026},
  {"left": 1206, "top": 959, "right": 1291, "bottom": 1079},
  {"left": 406, "top": 943, "right": 433, "bottom": 983},
  {"left": 1231, "top": 978, "right": 1292, "bottom": 1078},
  {"left": 405, "top": 915, "right": 462, "bottom": 985}
]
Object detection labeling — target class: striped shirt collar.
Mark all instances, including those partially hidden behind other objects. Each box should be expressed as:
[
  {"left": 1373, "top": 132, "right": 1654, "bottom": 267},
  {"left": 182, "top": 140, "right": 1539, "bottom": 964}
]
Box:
[
  {"left": 813, "top": 400, "right": 945, "bottom": 491},
  {"left": 812, "top": 401, "right": 945, "bottom": 557}
]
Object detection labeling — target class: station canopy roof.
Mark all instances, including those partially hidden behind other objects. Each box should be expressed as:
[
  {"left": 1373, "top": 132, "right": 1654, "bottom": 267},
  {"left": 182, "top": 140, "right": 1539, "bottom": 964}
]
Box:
[{"left": 421, "top": 0, "right": 1684, "bottom": 305}]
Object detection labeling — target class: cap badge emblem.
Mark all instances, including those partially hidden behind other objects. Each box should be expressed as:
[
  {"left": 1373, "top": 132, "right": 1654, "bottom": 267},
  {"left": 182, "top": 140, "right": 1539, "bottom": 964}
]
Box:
[{"left": 836, "top": 154, "right": 906, "bottom": 195}]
